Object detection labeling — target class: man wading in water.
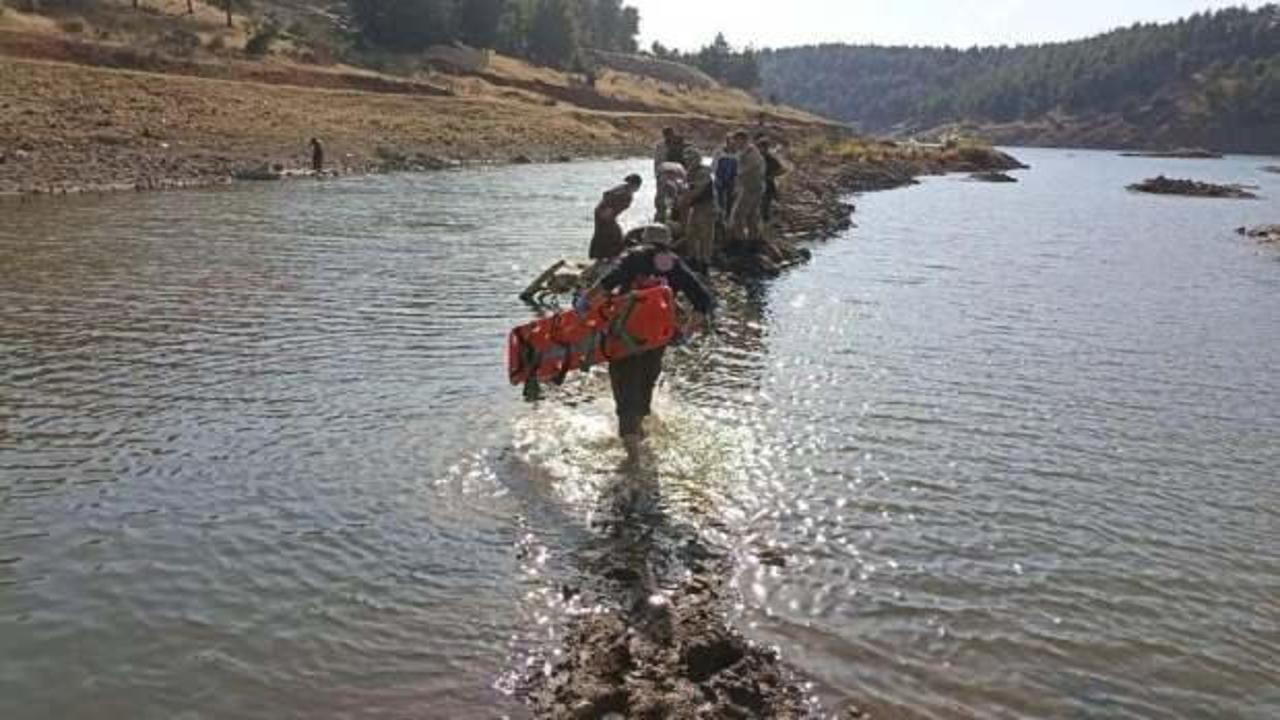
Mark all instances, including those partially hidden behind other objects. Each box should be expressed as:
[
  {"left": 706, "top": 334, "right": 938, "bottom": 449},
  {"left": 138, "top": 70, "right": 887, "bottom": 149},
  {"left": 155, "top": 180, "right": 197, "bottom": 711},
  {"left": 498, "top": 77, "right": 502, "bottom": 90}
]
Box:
[{"left": 578, "top": 226, "right": 716, "bottom": 447}]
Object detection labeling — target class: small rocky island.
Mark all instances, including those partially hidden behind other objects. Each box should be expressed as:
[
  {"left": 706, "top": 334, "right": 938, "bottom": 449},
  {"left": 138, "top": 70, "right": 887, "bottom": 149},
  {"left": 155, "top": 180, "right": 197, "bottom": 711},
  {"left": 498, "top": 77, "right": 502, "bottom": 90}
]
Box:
[{"left": 1128, "top": 176, "right": 1258, "bottom": 199}]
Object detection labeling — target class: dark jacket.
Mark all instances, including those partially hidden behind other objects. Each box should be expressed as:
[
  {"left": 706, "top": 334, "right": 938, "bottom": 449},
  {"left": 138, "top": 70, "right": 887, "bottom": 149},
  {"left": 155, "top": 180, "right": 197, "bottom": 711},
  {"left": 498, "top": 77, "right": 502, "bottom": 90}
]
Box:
[
  {"left": 713, "top": 153, "right": 738, "bottom": 211},
  {"left": 763, "top": 150, "right": 785, "bottom": 198},
  {"left": 600, "top": 245, "right": 716, "bottom": 315}
]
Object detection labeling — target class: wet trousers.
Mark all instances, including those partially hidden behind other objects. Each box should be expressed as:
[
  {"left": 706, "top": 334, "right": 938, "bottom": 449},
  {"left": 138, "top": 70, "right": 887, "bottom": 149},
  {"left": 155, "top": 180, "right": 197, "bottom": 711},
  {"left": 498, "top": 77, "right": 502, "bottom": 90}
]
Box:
[
  {"left": 729, "top": 190, "right": 763, "bottom": 248},
  {"left": 608, "top": 347, "right": 666, "bottom": 437}
]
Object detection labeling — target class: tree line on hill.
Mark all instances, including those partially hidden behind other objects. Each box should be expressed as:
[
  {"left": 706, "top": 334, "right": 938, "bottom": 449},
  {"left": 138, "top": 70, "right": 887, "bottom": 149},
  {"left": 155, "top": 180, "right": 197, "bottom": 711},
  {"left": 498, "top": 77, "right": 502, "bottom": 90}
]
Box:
[
  {"left": 759, "top": 5, "right": 1280, "bottom": 150},
  {"left": 347, "top": 1, "right": 769, "bottom": 89},
  {"left": 650, "top": 33, "right": 762, "bottom": 92},
  {"left": 345, "top": 0, "right": 639, "bottom": 69},
  {"left": 16, "top": 0, "right": 774, "bottom": 94},
  {"left": 13, "top": 0, "right": 642, "bottom": 69}
]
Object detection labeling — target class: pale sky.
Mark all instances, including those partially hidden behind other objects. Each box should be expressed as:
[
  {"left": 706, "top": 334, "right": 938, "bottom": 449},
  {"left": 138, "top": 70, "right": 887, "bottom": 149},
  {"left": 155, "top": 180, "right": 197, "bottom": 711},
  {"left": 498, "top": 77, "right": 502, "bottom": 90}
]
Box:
[{"left": 631, "top": 0, "right": 1269, "bottom": 51}]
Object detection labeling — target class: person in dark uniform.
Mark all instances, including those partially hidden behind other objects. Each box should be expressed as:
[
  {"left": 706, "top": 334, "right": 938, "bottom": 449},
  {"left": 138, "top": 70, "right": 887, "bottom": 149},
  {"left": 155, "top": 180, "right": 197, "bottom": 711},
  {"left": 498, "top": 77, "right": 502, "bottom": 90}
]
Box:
[
  {"left": 589, "top": 174, "right": 643, "bottom": 260},
  {"left": 757, "top": 136, "right": 788, "bottom": 224},
  {"left": 580, "top": 232, "right": 716, "bottom": 442},
  {"left": 309, "top": 137, "right": 324, "bottom": 173}
]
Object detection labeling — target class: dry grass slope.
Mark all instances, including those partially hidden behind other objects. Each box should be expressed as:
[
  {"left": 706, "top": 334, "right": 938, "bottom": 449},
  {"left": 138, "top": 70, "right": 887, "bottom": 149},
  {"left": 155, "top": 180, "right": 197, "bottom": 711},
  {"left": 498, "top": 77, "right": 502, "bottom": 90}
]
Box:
[{"left": 0, "top": 2, "right": 837, "bottom": 194}]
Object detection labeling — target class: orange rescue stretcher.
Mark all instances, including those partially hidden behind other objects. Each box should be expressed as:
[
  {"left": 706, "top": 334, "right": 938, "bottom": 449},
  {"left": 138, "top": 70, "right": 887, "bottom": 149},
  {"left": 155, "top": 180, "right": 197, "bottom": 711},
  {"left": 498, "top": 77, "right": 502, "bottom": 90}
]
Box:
[{"left": 508, "top": 286, "right": 677, "bottom": 388}]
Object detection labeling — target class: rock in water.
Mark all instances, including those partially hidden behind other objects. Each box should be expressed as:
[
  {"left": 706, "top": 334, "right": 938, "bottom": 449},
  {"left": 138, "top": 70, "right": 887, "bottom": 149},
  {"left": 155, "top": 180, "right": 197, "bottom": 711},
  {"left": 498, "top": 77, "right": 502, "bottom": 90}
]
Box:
[
  {"left": 1238, "top": 224, "right": 1280, "bottom": 244},
  {"left": 526, "top": 576, "right": 810, "bottom": 718},
  {"left": 970, "top": 171, "right": 1018, "bottom": 183}
]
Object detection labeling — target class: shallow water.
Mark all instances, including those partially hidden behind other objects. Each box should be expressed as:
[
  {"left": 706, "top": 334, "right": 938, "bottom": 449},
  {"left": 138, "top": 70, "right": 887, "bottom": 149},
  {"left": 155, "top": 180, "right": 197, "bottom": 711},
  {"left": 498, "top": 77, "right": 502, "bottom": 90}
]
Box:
[{"left": 2, "top": 150, "right": 1279, "bottom": 719}]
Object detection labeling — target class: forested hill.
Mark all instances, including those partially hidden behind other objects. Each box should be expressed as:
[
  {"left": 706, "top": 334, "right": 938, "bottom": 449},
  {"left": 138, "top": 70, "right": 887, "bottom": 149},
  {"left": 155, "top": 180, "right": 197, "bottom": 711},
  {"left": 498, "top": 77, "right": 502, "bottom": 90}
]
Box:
[{"left": 759, "top": 5, "right": 1280, "bottom": 153}]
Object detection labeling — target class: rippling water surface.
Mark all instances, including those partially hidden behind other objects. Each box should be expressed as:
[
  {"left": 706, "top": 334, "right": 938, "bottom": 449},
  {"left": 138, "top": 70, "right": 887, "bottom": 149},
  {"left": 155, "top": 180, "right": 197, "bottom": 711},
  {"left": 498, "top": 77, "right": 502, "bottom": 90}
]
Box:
[{"left": 2, "top": 150, "right": 1279, "bottom": 719}]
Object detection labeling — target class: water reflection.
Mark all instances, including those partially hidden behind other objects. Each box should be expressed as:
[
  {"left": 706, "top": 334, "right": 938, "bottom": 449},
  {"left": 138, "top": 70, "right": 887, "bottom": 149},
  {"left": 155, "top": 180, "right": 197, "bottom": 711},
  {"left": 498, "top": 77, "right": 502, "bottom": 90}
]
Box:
[{"left": 3, "top": 153, "right": 1280, "bottom": 719}]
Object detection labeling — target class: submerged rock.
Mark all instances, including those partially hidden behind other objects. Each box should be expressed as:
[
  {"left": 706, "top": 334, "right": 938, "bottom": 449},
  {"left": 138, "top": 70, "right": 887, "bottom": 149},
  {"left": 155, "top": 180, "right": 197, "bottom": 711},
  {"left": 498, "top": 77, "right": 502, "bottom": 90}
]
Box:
[
  {"left": 1263, "top": 166, "right": 1280, "bottom": 175},
  {"left": 526, "top": 576, "right": 810, "bottom": 719},
  {"left": 970, "top": 171, "right": 1018, "bottom": 183},
  {"left": 1121, "top": 148, "right": 1223, "bottom": 159},
  {"left": 1128, "top": 175, "right": 1257, "bottom": 199}
]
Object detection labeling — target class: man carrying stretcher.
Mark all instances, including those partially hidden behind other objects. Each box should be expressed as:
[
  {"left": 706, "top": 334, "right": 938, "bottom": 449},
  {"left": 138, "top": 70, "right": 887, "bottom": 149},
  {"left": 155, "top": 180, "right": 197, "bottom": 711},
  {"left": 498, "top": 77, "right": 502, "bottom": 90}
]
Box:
[{"left": 577, "top": 226, "right": 716, "bottom": 444}]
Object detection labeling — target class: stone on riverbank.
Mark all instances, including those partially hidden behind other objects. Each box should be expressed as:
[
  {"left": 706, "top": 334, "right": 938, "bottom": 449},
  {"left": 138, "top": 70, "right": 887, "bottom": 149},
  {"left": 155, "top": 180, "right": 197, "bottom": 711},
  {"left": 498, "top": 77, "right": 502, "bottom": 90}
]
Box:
[
  {"left": 1128, "top": 176, "right": 1258, "bottom": 199},
  {"left": 232, "top": 164, "right": 284, "bottom": 181}
]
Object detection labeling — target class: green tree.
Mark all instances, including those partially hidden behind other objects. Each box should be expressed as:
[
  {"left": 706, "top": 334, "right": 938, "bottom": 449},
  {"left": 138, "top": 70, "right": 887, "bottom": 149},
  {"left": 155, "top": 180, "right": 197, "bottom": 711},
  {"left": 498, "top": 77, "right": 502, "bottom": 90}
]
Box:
[
  {"left": 459, "top": 0, "right": 507, "bottom": 48},
  {"left": 756, "top": 3, "right": 1280, "bottom": 152},
  {"left": 725, "top": 46, "right": 761, "bottom": 90},
  {"left": 696, "top": 32, "right": 732, "bottom": 80},
  {"left": 618, "top": 5, "right": 639, "bottom": 52},
  {"left": 527, "top": 0, "right": 577, "bottom": 68},
  {"left": 347, "top": 0, "right": 456, "bottom": 51}
]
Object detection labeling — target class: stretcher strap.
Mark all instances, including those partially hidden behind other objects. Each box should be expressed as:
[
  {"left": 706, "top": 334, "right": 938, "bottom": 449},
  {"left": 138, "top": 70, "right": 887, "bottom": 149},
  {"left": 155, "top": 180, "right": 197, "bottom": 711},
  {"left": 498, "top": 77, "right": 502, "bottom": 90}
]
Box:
[{"left": 608, "top": 293, "right": 647, "bottom": 357}]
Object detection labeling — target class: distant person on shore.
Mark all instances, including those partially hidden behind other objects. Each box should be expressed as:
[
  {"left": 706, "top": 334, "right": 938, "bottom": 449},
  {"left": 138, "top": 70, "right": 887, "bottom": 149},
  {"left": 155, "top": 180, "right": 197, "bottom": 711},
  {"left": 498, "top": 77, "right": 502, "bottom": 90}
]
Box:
[
  {"left": 712, "top": 134, "right": 739, "bottom": 247},
  {"left": 589, "top": 174, "right": 643, "bottom": 260},
  {"left": 309, "top": 137, "right": 324, "bottom": 174},
  {"left": 675, "top": 149, "right": 716, "bottom": 274},
  {"left": 729, "top": 130, "right": 766, "bottom": 251},
  {"left": 757, "top": 136, "right": 789, "bottom": 225}
]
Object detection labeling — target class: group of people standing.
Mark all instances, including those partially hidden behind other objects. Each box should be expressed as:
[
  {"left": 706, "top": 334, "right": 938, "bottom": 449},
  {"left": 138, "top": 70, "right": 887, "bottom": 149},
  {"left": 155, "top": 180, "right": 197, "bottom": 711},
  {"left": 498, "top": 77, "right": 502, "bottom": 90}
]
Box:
[
  {"left": 579, "top": 127, "right": 788, "bottom": 446},
  {"left": 589, "top": 126, "right": 789, "bottom": 274}
]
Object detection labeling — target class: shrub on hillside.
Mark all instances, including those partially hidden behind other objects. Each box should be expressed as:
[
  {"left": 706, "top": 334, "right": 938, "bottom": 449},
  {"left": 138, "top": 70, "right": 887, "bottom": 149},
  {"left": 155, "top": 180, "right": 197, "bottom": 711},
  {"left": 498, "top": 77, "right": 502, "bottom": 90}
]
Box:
[
  {"left": 154, "top": 28, "right": 201, "bottom": 57},
  {"left": 245, "top": 21, "right": 280, "bottom": 57}
]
